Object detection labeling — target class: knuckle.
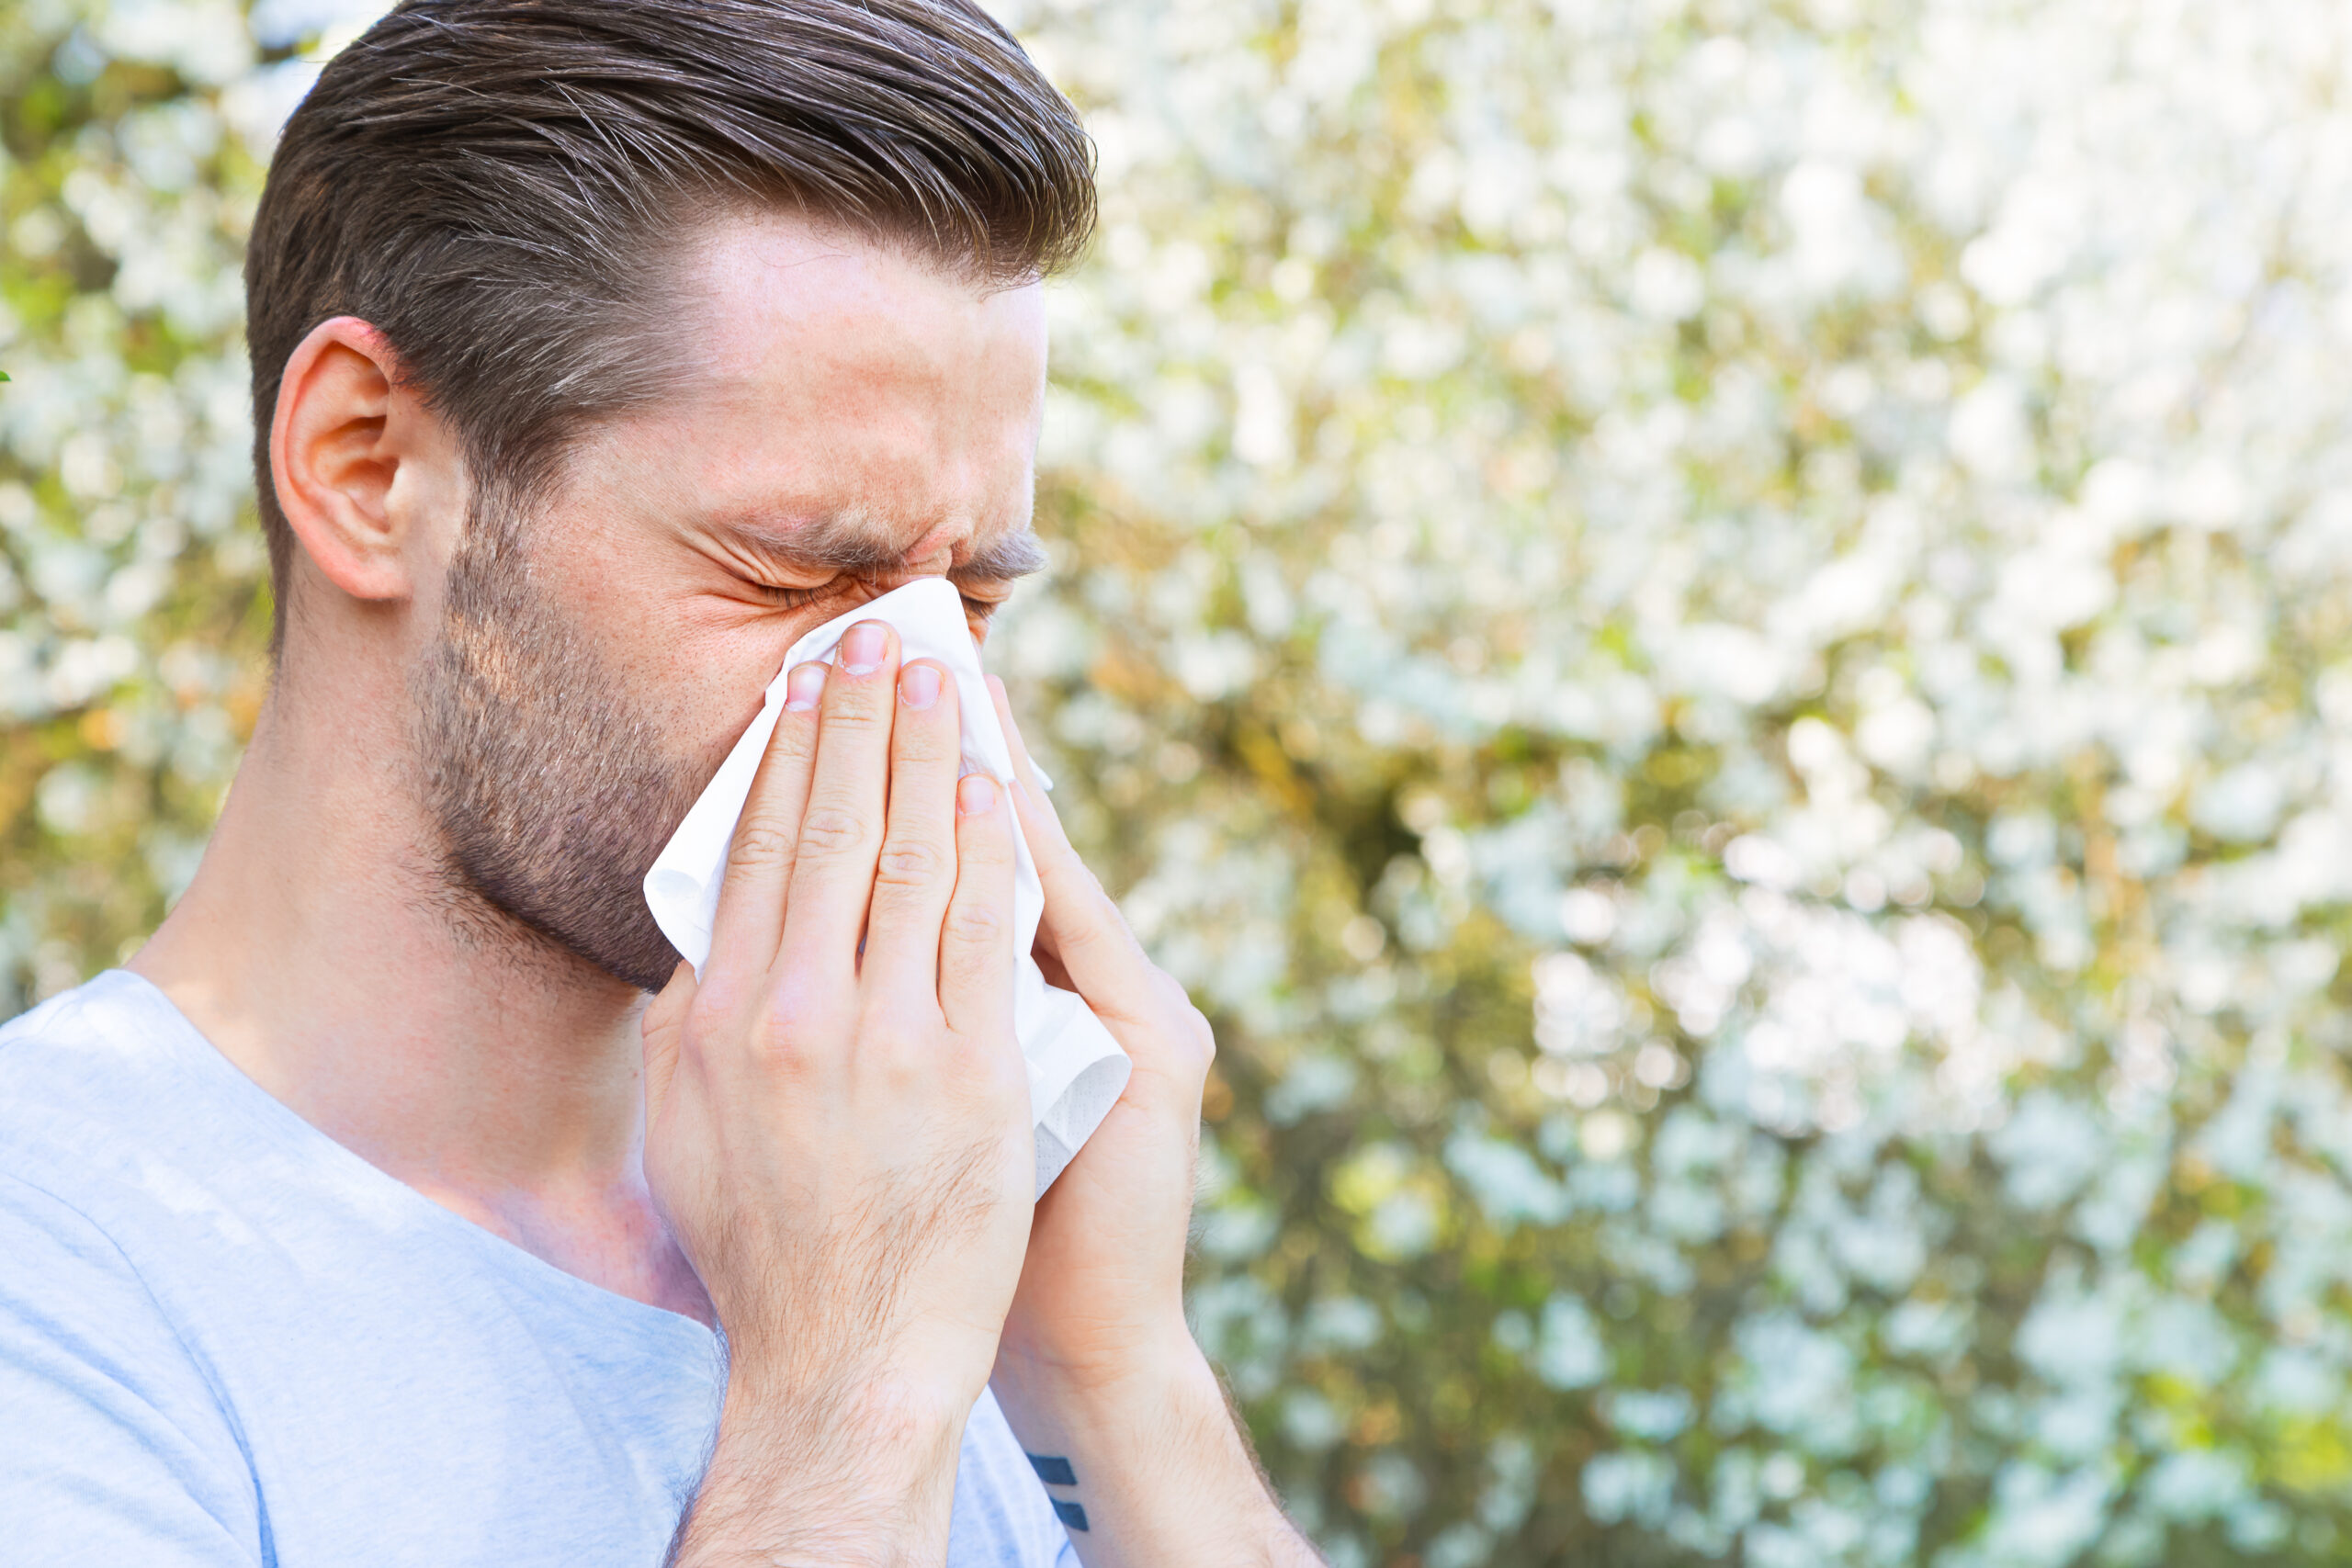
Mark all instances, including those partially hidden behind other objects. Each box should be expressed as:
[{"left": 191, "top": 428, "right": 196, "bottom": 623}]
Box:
[
  {"left": 764, "top": 711, "right": 819, "bottom": 754},
  {"left": 822, "top": 696, "right": 889, "bottom": 736},
  {"left": 944, "top": 897, "right": 1010, "bottom": 949},
  {"left": 683, "top": 986, "right": 737, "bottom": 1041},
  {"left": 1058, "top": 912, "right": 1111, "bottom": 953},
  {"left": 892, "top": 716, "right": 956, "bottom": 762},
  {"left": 956, "top": 824, "right": 1012, "bottom": 867},
  {"left": 876, "top": 1033, "right": 938, "bottom": 1097},
  {"left": 751, "top": 1004, "right": 827, "bottom": 1079},
  {"left": 1185, "top": 1006, "right": 1217, "bottom": 1065},
  {"left": 725, "top": 818, "right": 797, "bottom": 874},
  {"left": 874, "top": 836, "right": 947, "bottom": 888},
  {"left": 796, "top": 804, "right": 871, "bottom": 859},
  {"left": 766, "top": 970, "right": 828, "bottom": 1032},
  {"left": 856, "top": 1002, "right": 934, "bottom": 1074}
]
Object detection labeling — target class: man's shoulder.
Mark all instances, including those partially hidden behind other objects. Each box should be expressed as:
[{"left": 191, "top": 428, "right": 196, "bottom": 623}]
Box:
[
  {"left": 1, "top": 970, "right": 150, "bottom": 1122},
  {"left": 1, "top": 967, "right": 187, "bottom": 1073},
  {"left": 0, "top": 969, "right": 237, "bottom": 1207},
  {"left": 0, "top": 977, "right": 238, "bottom": 1416}
]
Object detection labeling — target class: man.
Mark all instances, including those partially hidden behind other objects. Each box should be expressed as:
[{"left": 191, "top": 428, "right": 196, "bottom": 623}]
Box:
[{"left": 0, "top": 2, "right": 1320, "bottom": 1563}]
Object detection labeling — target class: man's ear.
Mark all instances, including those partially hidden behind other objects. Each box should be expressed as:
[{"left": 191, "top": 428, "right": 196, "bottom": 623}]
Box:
[{"left": 269, "top": 317, "right": 439, "bottom": 605}]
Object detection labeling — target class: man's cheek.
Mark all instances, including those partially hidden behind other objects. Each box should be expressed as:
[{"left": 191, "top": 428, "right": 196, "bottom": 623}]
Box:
[
  {"left": 635, "top": 613, "right": 792, "bottom": 730},
  {"left": 675, "top": 687, "right": 767, "bottom": 794}
]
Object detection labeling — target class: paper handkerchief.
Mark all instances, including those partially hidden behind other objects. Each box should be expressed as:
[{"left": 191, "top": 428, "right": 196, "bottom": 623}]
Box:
[{"left": 643, "top": 577, "right": 1131, "bottom": 1197}]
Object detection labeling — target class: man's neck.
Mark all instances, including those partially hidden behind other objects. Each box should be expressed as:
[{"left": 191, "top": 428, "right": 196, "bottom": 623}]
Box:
[{"left": 132, "top": 668, "right": 712, "bottom": 1325}]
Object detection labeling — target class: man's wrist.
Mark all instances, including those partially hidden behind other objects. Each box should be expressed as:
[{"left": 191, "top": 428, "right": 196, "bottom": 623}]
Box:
[
  {"left": 989, "top": 1315, "right": 1206, "bottom": 1410},
  {"left": 673, "top": 1368, "right": 972, "bottom": 1567},
  {"left": 991, "top": 1334, "right": 1316, "bottom": 1564}
]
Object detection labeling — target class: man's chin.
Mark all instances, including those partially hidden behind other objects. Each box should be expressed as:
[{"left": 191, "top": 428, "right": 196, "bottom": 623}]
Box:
[
  {"left": 594, "top": 940, "right": 688, "bottom": 997},
  {"left": 433, "top": 852, "right": 688, "bottom": 997},
  {"left": 411, "top": 509, "right": 707, "bottom": 1001},
  {"left": 528, "top": 903, "right": 689, "bottom": 996}
]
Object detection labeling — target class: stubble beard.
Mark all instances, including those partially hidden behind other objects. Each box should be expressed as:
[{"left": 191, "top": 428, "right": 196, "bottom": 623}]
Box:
[{"left": 410, "top": 492, "right": 707, "bottom": 993}]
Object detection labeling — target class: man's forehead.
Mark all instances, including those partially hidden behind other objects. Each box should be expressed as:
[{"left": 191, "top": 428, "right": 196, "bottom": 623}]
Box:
[
  {"left": 625, "top": 209, "right": 1051, "bottom": 580},
  {"left": 676, "top": 210, "right": 1047, "bottom": 381}
]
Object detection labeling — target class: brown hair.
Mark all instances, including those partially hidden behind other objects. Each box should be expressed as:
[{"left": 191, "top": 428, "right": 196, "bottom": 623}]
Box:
[{"left": 244, "top": 0, "right": 1094, "bottom": 651}]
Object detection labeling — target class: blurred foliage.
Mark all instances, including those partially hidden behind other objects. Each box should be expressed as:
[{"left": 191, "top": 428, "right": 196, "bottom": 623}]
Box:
[{"left": 9, "top": 0, "right": 2352, "bottom": 1563}]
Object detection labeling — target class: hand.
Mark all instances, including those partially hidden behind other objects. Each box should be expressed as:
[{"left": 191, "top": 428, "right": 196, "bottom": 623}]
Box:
[
  {"left": 640, "top": 625, "right": 1034, "bottom": 1565},
  {"left": 984, "top": 682, "right": 1317, "bottom": 1567},
  {"left": 983, "top": 676, "right": 1215, "bottom": 1393}
]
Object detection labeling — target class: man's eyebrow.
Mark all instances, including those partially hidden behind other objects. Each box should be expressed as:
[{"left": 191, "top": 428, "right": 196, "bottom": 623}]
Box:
[
  {"left": 955, "top": 528, "right": 1048, "bottom": 583},
  {"left": 714, "top": 512, "right": 908, "bottom": 576},
  {"left": 710, "top": 511, "right": 1048, "bottom": 584}
]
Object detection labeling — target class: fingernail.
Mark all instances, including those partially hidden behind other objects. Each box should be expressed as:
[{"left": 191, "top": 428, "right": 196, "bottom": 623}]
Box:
[
  {"left": 957, "top": 773, "right": 999, "bottom": 816},
  {"left": 840, "top": 621, "right": 888, "bottom": 675},
  {"left": 784, "top": 662, "right": 827, "bottom": 711},
  {"left": 899, "top": 661, "right": 941, "bottom": 709}
]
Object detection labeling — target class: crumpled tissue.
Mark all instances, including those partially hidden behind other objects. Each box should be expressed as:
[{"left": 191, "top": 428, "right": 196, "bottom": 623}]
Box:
[{"left": 643, "top": 577, "right": 1131, "bottom": 1196}]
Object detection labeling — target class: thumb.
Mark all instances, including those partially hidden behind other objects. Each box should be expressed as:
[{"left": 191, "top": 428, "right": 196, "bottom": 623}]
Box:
[{"left": 641, "top": 961, "right": 695, "bottom": 1122}]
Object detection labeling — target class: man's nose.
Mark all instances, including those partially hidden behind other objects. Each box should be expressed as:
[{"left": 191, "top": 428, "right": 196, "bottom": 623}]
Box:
[
  {"left": 850, "top": 551, "right": 958, "bottom": 602},
  {"left": 849, "top": 567, "right": 946, "bottom": 604},
  {"left": 895, "top": 523, "right": 970, "bottom": 581}
]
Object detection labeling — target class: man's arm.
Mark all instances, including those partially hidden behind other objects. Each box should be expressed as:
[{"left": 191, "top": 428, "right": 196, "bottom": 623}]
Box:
[
  {"left": 985, "top": 681, "right": 1322, "bottom": 1566},
  {"left": 643, "top": 629, "right": 1036, "bottom": 1566},
  {"left": 992, "top": 1347, "right": 1316, "bottom": 1566},
  {"left": 639, "top": 630, "right": 1316, "bottom": 1566}
]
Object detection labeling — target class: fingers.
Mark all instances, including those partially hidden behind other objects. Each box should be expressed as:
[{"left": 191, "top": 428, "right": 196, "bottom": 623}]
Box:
[
  {"left": 704, "top": 661, "right": 827, "bottom": 988},
  {"left": 988, "top": 677, "right": 1216, "bottom": 1109},
  {"left": 642, "top": 961, "right": 695, "bottom": 1124},
  {"left": 986, "top": 674, "right": 1062, "bottom": 850},
  {"left": 858, "top": 659, "right": 965, "bottom": 1002},
  {"left": 987, "top": 676, "right": 1154, "bottom": 1014},
  {"left": 938, "top": 773, "right": 1019, "bottom": 1041},
  {"left": 776, "top": 620, "right": 901, "bottom": 987}
]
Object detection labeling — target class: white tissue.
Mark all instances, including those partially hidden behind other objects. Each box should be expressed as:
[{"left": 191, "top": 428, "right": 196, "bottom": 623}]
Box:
[{"left": 643, "top": 578, "right": 1131, "bottom": 1197}]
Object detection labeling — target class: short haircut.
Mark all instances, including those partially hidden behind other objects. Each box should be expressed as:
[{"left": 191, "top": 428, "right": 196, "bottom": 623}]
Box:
[{"left": 244, "top": 0, "right": 1095, "bottom": 651}]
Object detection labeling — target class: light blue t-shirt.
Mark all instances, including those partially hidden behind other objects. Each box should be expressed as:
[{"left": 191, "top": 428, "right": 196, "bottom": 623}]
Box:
[{"left": 0, "top": 971, "right": 1076, "bottom": 1567}]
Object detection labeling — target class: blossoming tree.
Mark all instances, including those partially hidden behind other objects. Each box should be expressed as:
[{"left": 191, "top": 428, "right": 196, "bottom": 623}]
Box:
[{"left": 6, "top": 0, "right": 2352, "bottom": 1562}]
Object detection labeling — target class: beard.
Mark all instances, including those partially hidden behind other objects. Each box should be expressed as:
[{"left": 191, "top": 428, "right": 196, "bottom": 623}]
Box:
[{"left": 410, "top": 491, "right": 711, "bottom": 992}]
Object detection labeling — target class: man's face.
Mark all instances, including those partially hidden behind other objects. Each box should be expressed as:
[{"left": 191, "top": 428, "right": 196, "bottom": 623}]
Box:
[{"left": 411, "top": 214, "right": 1050, "bottom": 990}]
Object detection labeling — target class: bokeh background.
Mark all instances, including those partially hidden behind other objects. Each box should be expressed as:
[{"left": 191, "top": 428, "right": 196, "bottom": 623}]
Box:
[{"left": 9, "top": 0, "right": 2352, "bottom": 1562}]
